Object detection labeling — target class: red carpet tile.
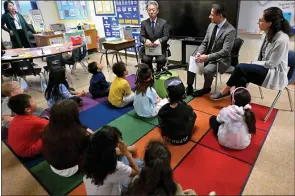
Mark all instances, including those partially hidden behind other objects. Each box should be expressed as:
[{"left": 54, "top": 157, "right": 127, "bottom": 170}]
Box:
[
  {"left": 191, "top": 111, "right": 211, "bottom": 142},
  {"left": 133, "top": 127, "right": 196, "bottom": 169},
  {"left": 69, "top": 183, "right": 86, "bottom": 195},
  {"left": 200, "top": 129, "right": 268, "bottom": 164},
  {"left": 189, "top": 95, "right": 277, "bottom": 131},
  {"left": 174, "top": 145, "right": 251, "bottom": 195},
  {"left": 251, "top": 103, "right": 278, "bottom": 131}
]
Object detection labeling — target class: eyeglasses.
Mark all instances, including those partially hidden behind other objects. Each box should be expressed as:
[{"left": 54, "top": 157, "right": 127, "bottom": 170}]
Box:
[
  {"left": 258, "top": 18, "right": 266, "bottom": 23},
  {"left": 147, "top": 8, "right": 157, "bottom": 12}
]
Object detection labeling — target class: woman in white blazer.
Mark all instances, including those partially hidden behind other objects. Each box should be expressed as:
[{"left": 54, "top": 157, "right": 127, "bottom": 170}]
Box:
[{"left": 211, "top": 7, "right": 291, "bottom": 100}]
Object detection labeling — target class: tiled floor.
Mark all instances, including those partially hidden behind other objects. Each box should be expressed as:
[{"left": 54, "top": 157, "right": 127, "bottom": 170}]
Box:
[{"left": 2, "top": 53, "right": 294, "bottom": 195}]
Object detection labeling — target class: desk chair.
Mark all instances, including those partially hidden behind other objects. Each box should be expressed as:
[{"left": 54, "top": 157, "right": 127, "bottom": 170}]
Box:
[
  {"left": 214, "top": 38, "right": 244, "bottom": 92},
  {"left": 258, "top": 50, "right": 295, "bottom": 122},
  {"left": 98, "top": 37, "right": 122, "bottom": 64},
  {"left": 10, "top": 60, "right": 46, "bottom": 92}
]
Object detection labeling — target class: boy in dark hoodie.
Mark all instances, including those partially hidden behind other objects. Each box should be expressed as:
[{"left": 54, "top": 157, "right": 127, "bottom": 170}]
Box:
[
  {"left": 88, "top": 62, "right": 111, "bottom": 98},
  {"left": 158, "top": 77, "right": 196, "bottom": 145}
]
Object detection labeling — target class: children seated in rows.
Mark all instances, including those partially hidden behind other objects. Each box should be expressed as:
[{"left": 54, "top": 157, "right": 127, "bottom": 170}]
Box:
[
  {"left": 88, "top": 61, "right": 111, "bottom": 98},
  {"left": 82, "top": 125, "right": 140, "bottom": 195},
  {"left": 108, "top": 62, "right": 134, "bottom": 107},
  {"left": 134, "top": 64, "right": 168, "bottom": 118},
  {"left": 8, "top": 94, "right": 48, "bottom": 158},
  {"left": 127, "top": 140, "right": 197, "bottom": 195},
  {"left": 158, "top": 77, "right": 197, "bottom": 145},
  {"left": 209, "top": 87, "right": 256, "bottom": 150},
  {"left": 1, "top": 81, "right": 45, "bottom": 127},
  {"left": 42, "top": 99, "right": 94, "bottom": 177},
  {"left": 45, "top": 68, "right": 85, "bottom": 108}
]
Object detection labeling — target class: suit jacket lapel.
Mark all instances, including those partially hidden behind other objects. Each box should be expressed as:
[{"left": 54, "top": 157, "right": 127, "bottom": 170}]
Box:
[{"left": 215, "top": 22, "right": 227, "bottom": 40}]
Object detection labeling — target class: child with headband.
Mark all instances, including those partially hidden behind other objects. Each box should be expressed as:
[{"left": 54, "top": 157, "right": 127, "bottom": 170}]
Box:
[
  {"left": 209, "top": 87, "right": 256, "bottom": 150},
  {"left": 134, "top": 64, "right": 168, "bottom": 117}
]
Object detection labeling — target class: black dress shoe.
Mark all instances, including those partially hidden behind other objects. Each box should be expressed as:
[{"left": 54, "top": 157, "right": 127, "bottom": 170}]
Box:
[
  {"left": 186, "top": 86, "right": 194, "bottom": 95},
  {"left": 193, "top": 88, "right": 211, "bottom": 97}
]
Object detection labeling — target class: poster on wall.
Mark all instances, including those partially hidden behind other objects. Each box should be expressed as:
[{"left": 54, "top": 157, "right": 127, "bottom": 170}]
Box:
[
  {"left": 115, "top": 0, "right": 140, "bottom": 25},
  {"left": 94, "top": 0, "right": 116, "bottom": 16},
  {"left": 102, "top": 17, "right": 121, "bottom": 38},
  {"left": 127, "top": 30, "right": 140, "bottom": 52},
  {"left": 55, "top": 1, "right": 90, "bottom": 21},
  {"left": 30, "top": 9, "right": 44, "bottom": 25}
]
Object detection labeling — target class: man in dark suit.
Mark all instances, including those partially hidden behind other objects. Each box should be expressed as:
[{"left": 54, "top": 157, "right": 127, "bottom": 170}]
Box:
[
  {"left": 140, "top": 1, "right": 169, "bottom": 72},
  {"left": 187, "top": 4, "right": 236, "bottom": 97}
]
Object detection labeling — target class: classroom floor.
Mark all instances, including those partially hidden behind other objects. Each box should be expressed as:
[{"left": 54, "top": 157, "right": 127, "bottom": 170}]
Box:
[{"left": 2, "top": 53, "right": 294, "bottom": 195}]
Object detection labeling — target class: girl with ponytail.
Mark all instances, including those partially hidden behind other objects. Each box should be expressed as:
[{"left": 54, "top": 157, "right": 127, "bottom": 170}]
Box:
[
  {"left": 128, "top": 141, "right": 197, "bottom": 196},
  {"left": 210, "top": 87, "right": 256, "bottom": 150}
]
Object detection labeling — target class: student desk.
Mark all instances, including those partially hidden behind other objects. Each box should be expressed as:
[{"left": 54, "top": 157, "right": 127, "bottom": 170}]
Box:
[{"left": 103, "top": 39, "right": 139, "bottom": 71}]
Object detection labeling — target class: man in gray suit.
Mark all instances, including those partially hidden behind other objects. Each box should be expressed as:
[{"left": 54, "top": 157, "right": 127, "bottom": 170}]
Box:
[
  {"left": 187, "top": 4, "right": 236, "bottom": 97},
  {"left": 140, "top": 1, "right": 169, "bottom": 72}
]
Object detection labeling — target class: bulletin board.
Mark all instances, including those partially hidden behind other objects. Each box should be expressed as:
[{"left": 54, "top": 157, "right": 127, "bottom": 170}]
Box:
[
  {"left": 94, "top": 0, "right": 116, "bottom": 16},
  {"left": 115, "top": 0, "right": 140, "bottom": 25},
  {"left": 102, "top": 17, "right": 121, "bottom": 38},
  {"left": 55, "top": 1, "right": 90, "bottom": 21},
  {"left": 238, "top": 1, "right": 295, "bottom": 34}
]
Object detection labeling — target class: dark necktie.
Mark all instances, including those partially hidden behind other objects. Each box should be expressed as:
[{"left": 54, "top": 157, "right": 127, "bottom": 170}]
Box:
[
  {"left": 151, "top": 21, "right": 155, "bottom": 35},
  {"left": 207, "top": 25, "right": 218, "bottom": 54}
]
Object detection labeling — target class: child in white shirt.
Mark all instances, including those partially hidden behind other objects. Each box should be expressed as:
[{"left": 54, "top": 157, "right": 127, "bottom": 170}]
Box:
[
  {"left": 209, "top": 87, "right": 256, "bottom": 150},
  {"left": 82, "top": 126, "right": 139, "bottom": 195}
]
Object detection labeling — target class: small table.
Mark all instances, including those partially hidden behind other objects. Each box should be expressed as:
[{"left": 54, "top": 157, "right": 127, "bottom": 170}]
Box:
[
  {"left": 1, "top": 42, "right": 81, "bottom": 62},
  {"left": 103, "top": 39, "right": 138, "bottom": 70}
]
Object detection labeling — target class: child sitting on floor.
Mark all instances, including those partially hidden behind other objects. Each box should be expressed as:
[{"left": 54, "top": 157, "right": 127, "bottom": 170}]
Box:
[
  {"left": 8, "top": 94, "right": 48, "bottom": 158},
  {"left": 45, "top": 68, "right": 85, "bottom": 108},
  {"left": 1, "top": 81, "right": 45, "bottom": 127},
  {"left": 42, "top": 99, "right": 93, "bottom": 177},
  {"left": 158, "top": 77, "right": 196, "bottom": 145},
  {"left": 108, "top": 62, "right": 134, "bottom": 107},
  {"left": 134, "top": 64, "right": 168, "bottom": 118},
  {"left": 209, "top": 87, "right": 256, "bottom": 150},
  {"left": 127, "top": 140, "right": 198, "bottom": 195},
  {"left": 88, "top": 61, "right": 111, "bottom": 98},
  {"left": 82, "top": 125, "right": 140, "bottom": 195}
]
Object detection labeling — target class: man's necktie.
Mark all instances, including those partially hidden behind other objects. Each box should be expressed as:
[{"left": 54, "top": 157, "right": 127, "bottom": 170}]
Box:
[
  {"left": 151, "top": 21, "right": 155, "bottom": 35},
  {"left": 207, "top": 24, "right": 218, "bottom": 54}
]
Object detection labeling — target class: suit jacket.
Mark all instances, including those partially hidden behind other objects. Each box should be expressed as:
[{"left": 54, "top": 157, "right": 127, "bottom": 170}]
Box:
[
  {"left": 258, "top": 31, "right": 289, "bottom": 90},
  {"left": 198, "top": 21, "right": 236, "bottom": 73},
  {"left": 140, "top": 17, "right": 169, "bottom": 52}
]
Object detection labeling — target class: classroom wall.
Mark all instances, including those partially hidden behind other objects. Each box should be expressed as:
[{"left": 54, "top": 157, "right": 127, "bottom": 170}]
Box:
[{"left": 2, "top": 1, "right": 294, "bottom": 64}]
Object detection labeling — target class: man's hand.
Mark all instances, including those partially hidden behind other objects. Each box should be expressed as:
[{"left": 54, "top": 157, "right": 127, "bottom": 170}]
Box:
[
  {"left": 153, "top": 39, "right": 161, "bottom": 46},
  {"left": 194, "top": 52, "right": 201, "bottom": 60},
  {"left": 9, "top": 30, "right": 13, "bottom": 36},
  {"left": 197, "top": 55, "right": 209, "bottom": 63},
  {"left": 145, "top": 39, "right": 153, "bottom": 46}
]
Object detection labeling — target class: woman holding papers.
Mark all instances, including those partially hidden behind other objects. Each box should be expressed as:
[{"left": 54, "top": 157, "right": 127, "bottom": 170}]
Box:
[
  {"left": 211, "top": 7, "right": 291, "bottom": 100},
  {"left": 1, "top": 1, "right": 36, "bottom": 48}
]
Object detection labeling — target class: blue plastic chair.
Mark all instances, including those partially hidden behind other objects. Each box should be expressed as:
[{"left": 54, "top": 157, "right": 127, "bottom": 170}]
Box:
[{"left": 258, "top": 50, "right": 295, "bottom": 122}]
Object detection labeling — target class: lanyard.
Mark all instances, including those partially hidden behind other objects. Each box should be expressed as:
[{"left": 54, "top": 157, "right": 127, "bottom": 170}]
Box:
[{"left": 8, "top": 13, "right": 21, "bottom": 28}]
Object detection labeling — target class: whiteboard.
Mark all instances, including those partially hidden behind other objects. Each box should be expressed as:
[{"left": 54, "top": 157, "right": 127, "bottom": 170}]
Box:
[{"left": 238, "top": 1, "right": 295, "bottom": 34}]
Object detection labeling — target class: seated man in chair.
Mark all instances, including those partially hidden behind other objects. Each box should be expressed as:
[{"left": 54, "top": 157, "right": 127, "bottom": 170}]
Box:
[
  {"left": 140, "top": 1, "right": 169, "bottom": 73},
  {"left": 186, "top": 4, "right": 236, "bottom": 97}
]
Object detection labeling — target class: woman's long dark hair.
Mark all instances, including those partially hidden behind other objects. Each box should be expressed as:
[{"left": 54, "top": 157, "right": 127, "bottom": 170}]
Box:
[
  {"left": 232, "top": 88, "right": 256, "bottom": 134},
  {"left": 3, "top": 1, "right": 13, "bottom": 13},
  {"left": 45, "top": 68, "right": 69, "bottom": 101},
  {"left": 263, "top": 7, "right": 291, "bottom": 42},
  {"left": 129, "top": 140, "right": 177, "bottom": 196},
  {"left": 135, "top": 64, "right": 153, "bottom": 96},
  {"left": 42, "top": 100, "right": 88, "bottom": 167},
  {"left": 82, "top": 126, "right": 119, "bottom": 186}
]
